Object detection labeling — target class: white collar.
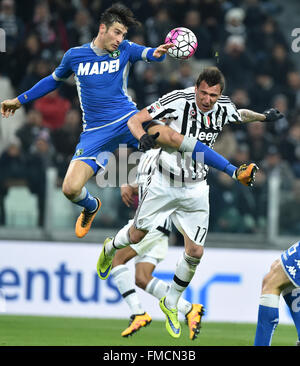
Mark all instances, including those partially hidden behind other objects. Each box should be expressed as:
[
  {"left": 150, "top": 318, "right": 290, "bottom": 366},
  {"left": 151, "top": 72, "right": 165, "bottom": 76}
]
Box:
[{"left": 90, "top": 39, "right": 109, "bottom": 56}]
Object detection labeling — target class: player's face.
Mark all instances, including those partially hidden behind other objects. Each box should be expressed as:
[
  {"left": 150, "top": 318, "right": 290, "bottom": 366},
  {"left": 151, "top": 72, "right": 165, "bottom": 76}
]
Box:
[
  {"left": 195, "top": 81, "right": 222, "bottom": 112},
  {"left": 99, "top": 22, "right": 127, "bottom": 52}
]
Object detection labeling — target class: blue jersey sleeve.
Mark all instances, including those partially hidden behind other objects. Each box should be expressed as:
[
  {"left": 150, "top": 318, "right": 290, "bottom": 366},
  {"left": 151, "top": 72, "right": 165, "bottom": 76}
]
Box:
[
  {"left": 17, "top": 75, "right": 61, "bottom": 104},
  {"left": 125, "top": 40, "right": 166, "bottom": 63},
  {"left": 52, "top": 49, "right": 74, "bottom": 80},
  {"left": 17, "top": 49, "right": 75, "bottom": 104}
]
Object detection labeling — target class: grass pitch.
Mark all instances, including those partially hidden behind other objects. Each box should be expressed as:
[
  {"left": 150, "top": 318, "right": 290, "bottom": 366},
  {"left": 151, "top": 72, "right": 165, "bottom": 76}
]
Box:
[{"left": 0, "top": 315, "right": 297, "bottom": 346}]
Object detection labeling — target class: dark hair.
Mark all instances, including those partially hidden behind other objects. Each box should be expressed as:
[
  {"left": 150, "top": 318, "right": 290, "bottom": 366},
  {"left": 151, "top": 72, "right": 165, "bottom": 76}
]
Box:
[
  {"left": 196, "top": 66, "right": 225, "bottom": 93},
  {"left": 99, "top": 3, "right": 141, "bottom": 29}
]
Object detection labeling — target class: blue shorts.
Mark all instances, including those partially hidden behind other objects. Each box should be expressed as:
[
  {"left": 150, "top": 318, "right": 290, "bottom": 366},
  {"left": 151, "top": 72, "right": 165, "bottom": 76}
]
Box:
[
  {"left": 280, "top": 241, "right": 300, "bottom": 287},
  {"left": 71, "top": 114, "right": 139, "bottom": 174}
]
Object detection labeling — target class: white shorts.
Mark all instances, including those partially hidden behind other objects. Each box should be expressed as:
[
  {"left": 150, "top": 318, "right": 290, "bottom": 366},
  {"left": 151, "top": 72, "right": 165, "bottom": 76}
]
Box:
[
  {"left": 123, "top": 219, "right": 169, "bottom": 264},
  {"left": 134, "top": 170, "right": 210, "bottom": 246}
]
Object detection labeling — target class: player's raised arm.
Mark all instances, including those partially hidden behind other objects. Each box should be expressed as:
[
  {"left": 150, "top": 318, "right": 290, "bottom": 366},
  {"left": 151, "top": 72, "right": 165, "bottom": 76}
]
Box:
[{"left": 237, "top": 108, "right": 284, "bottom": 123}]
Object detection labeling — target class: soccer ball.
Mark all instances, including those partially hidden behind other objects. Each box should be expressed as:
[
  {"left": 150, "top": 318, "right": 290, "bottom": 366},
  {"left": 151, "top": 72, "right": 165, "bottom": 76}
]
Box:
[{"left": 165, "top": 27, "right": 198, "bottom": 60}]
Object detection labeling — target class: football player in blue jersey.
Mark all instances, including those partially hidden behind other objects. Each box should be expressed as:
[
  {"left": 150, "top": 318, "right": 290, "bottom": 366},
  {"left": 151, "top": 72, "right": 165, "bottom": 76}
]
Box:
[
  {"left": 254, "top": 240, "right": 300, "bottom": 346},
  {"left": 1, "top": 3, "right": 175, "bottom": 237}
]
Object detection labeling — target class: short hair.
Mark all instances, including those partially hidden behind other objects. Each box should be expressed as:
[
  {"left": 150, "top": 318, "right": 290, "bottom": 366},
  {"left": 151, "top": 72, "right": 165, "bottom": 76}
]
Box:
[
  {"left": 99, "top": 3, "right": 141, "bottom": 29},
  {"left": 196, "top": 67, "right": 225, "bottom": 93}
]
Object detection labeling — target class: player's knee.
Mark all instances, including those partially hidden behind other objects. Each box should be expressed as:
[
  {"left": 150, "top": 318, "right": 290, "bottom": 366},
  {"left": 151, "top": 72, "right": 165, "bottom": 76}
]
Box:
[
  {"left": 135, "top": 273, "right": 149, "bottom": 290},
  {"left": 62, "top": 179, "right": 82, "bottom": 200},
  {"left": 186, "top": 245, "right": 204, "bottom": 260},
  {"left": 129, "top": 227, "right": 146, "bottom": 244},
  {"left": 261, "top": 259, "right": 281, "bottom": 293}
]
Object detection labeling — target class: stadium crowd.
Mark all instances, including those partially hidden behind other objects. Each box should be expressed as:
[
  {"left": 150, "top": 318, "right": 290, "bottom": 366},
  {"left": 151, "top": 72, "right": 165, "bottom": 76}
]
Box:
[{"left": 0, "top": 0, "right": 299, "bottom": 240}]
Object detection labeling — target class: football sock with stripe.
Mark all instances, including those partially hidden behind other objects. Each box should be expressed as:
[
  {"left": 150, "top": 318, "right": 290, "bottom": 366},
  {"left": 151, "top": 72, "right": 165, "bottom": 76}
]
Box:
[
  {"left": 282, "top": 286, "right": 300, "bottom": 340},
  {"left": 111, "top": 265, "right": 144, "bottom": 315},
  {"left": 71, "top": 187, "right": 98, "bottom": 212},
  {"left": 254, "top": 294, "right": 279, "bottom": 346},
  {"left": 146, "top": 277, "right": 192, "bottom": 316},
  {"left": 165, "top": 252, "right": 200, "bottom": 310}
]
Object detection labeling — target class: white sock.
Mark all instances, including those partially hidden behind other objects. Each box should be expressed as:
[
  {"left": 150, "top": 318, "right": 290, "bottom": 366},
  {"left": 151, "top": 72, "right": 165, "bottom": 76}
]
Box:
[
  {"left": 111, "top": 264, "right": 144, "bottom": 315},
  {"left": 165, "top": 252, "right": 200, "bottom": 310},
  {"left": 259, "top": 294, "right": 280, "bottom": 308},
  {"left": 71, "top": 187, "right": 87, "bottom": 202},
  {"left": 146, "top": 277, "right": 192, "bottom": 315},
  {"left": 105, "top": 226, "right": 131, "bottom": 256}
]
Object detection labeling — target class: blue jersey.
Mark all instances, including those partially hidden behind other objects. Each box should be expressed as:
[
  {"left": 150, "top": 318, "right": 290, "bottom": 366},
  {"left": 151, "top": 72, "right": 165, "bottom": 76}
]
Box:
[
  {"left": 281, "top": 241, "right": 300, "bottom": 287},
  {"left": 53, "top": 40, "right": 151, "bottom": 132},
  {"left": 17, "top": 40, "right": 164, "bottom": 174}
]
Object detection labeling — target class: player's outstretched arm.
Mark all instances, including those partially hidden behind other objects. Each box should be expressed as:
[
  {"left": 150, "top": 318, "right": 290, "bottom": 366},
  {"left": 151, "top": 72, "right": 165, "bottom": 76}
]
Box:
[
  {"left": 144, "top": 43, "right": 174, "bottom": 63},
  {"left": 152, "top": 43, "right": 174, "bottom": 58},
  {"left": 1, "top": 74, "right": 62, "bottom": 118},
  {"left": 238, "top": 108, "right": 284, "bottom": 123}
]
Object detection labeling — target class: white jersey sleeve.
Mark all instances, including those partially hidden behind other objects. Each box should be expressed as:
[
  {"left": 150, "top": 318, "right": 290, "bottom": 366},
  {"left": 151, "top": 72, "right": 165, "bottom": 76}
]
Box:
[
  {"left": 217, "top": 96, "right": 242, "bottom": 124},
  {"left": 146, "top": 89, "right": 186, "bottom": 121}
]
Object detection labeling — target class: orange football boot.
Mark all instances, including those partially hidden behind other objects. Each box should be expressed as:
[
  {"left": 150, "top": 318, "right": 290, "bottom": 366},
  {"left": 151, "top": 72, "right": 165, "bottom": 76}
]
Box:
[{"left": 75, "top": 197, "right": 101, "bottom": 238}]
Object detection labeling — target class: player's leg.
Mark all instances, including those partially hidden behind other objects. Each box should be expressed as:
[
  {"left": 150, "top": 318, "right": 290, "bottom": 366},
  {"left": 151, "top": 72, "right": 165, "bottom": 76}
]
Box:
[
  {"left": 159, "top": 185, "right": 208, "bottom": 339},
  {"left": 160, "top": 232, "right": 203, "bottom": 339},
  {"left": 164, "top": 233, "right": 203, "bottom": 310},
  {"left": 111, "top": 246, "right": 144, "bottom": 316},
  {"left": 62, "top": 159, "right": 101, "bottom": 238},
  {"left": 132, "top": 233, "right": 198, "bottom": 332},
  {"left": 254, "top": 259, "right": 291, "bottom": 346},
  {"left": 97, "top": 224, "right": 147, "bottom": 279},
  {"left": 97, "top": 170, "right": 173, "bottom": 279},
  {"left": 145, "top": 276, "right": 193, "bottom": 318},
  {"left": 109, "top": 246, "right": 152, "bottom": 337}
]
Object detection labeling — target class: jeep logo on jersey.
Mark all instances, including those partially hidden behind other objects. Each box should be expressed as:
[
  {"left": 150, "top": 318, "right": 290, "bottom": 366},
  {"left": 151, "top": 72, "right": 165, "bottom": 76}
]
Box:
[
  {"left": 197, "top": 131, "right": 219, "bottom": 143},
  {"left": 77, "top": 59, "right": 120, "bottom": 76}
]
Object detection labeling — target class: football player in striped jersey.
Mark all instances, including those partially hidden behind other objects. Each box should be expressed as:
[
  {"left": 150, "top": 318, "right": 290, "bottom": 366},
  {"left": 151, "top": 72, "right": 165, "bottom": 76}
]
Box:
[
  {"left": 97, "top": 66, "right": 283, "bottom": 338},
  {"left": 111, "top": 149, "right": 204, "bottom": 339}
]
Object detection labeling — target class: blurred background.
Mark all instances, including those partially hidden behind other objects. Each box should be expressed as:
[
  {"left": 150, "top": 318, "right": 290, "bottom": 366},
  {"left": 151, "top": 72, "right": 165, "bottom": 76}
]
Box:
[{"left": 0, "top": 0, "right": 299, "bottom": 250}]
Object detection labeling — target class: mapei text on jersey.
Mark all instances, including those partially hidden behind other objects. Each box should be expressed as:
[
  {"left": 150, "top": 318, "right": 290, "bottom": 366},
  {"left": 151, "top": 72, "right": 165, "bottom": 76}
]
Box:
[{"left": 77, "top": 59, "right": 120, "bottom": 76}]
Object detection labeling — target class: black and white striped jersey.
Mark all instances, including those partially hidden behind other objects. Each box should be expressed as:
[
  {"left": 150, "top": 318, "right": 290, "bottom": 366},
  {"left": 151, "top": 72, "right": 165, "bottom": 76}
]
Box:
[
  {"left": 135, "top": 149, "right": 172, "bottom": 235},
  {"left": 146, "top": 86, "right": 241, "bottom": 183},
  {"left": 135, "top": 148, "right": 161, "bottom": 197}
]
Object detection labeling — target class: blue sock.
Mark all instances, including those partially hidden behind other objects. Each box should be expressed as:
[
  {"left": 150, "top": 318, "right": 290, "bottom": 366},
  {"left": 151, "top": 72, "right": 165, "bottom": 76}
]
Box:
[
  {"left": 192, "top": 141, "right": 236, "bottom": 177},
  {"left": 72, "top": 187, "right": 98, "bottom": 212},
  {"left": 282, "top": 286, "right": 300, "bottom": 340},
  {"left": 254, "top": 294, "right": 279, "bottom": 346}
]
